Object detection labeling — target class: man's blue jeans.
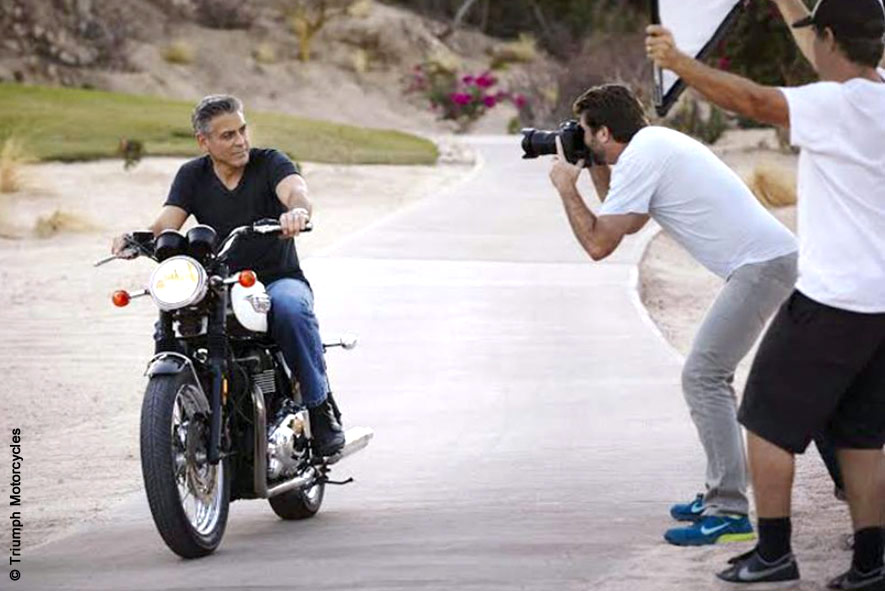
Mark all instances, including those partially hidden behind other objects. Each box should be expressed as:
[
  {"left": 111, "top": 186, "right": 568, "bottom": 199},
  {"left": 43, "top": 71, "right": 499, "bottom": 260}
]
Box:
[{"left": 266, "top": 278, "right": 328, "bottom": 408}]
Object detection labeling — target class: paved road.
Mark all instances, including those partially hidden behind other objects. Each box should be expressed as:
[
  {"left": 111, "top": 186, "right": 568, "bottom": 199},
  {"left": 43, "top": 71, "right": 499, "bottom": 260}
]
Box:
[{"left": 19, "top": 137, "right": 705, "bottom": 591}]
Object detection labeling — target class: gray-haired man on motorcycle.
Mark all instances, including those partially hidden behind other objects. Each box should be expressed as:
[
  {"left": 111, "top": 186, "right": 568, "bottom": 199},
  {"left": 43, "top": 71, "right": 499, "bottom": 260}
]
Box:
[{"left": 111, "top": 94, "right": 345, "bottom": 457}]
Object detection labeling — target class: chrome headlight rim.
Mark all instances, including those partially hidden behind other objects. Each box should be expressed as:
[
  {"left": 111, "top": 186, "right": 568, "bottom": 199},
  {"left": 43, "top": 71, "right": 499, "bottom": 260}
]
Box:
[{"left": 149, "top": 255, "right": 208, "bottom": 311}]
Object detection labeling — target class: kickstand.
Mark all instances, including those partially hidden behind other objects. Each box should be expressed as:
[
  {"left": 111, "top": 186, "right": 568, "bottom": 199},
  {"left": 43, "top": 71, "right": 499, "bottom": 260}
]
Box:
[{"left": 322, "top": 476, "right": 354, "bottom": 486}]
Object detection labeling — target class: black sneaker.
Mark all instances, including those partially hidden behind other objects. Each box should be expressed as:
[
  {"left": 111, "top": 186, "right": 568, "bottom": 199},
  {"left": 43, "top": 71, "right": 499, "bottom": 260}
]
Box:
[
  {"left": 308, "top": 400, "right": 345, "bottom": 457},
  {"left": 827, "top": 567, "right": 885, "bottom": 591},
  {"left": 717, "top": 547, "right": 800, "bottom": 585}
]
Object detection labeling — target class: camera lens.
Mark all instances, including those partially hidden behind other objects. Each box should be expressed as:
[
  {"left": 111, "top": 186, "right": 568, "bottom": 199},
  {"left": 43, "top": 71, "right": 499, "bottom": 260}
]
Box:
[{"left": 520, "top": 128, "right": 558, "bottom": 159}]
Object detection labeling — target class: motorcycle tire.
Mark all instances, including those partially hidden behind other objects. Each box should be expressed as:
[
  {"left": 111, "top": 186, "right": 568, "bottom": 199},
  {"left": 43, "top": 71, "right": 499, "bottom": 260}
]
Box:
[
  {"left": 268, "top": 481, "right": 325, "bottom": 520},
  {"left": 140, "top": 372, "right": 230, "bottom": 558}
]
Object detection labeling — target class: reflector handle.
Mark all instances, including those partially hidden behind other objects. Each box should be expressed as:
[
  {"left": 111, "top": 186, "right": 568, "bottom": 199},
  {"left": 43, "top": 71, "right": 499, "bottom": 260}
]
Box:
[
  {"left": 650, "top": 0, "right": 665, "bottom": 110},
  {"left": 653, "top": 66, "right": 664, "bottom": 109}
]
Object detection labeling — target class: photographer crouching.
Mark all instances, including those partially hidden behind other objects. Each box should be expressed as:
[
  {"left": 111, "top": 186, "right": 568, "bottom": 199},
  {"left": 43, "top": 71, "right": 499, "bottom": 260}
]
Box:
[{"left": 541, "top": 84, "right": 798, "bottom": 546}]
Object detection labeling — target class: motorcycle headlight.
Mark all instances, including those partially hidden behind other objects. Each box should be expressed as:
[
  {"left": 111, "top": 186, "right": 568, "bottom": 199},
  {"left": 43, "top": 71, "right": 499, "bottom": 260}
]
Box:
[{"left": 149, "top": 256, "right": 208, "bottom": 311}]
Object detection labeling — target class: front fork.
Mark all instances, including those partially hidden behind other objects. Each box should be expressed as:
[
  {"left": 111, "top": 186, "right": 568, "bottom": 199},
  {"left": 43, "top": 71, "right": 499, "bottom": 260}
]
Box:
[
  {"left": 206, "top": 285, "right": 228, "bottom": 465},
  {"left": 153, "top": 284, "right": 229, "bottom": 466}
]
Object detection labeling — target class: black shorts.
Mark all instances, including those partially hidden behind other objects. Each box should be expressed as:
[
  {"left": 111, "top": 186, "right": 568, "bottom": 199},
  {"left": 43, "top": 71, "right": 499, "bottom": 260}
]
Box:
[{"left": 738, "top": 290, "right": 885, "bottom": 454}]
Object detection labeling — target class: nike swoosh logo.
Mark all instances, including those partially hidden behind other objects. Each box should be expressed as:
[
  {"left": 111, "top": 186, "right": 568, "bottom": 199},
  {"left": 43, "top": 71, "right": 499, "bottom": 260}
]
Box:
[
  {"left": 690, "top": 502, "right": 703, "bottom": 513},
  {"left": 700, "top": 522, "right": 732, "bottom": 536},
  {"left": 837, "top": 571, "right": 885, "bottom": 590},
  {"left": 738, "top": 562, "right": 792, "bottom": 582}
]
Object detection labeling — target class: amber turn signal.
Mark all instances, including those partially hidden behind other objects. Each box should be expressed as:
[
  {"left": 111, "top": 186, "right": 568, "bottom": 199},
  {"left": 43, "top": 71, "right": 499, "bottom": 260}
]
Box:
[
  {"left": 112, "top": 290, "right": 131, "bottom": 307},
  {"left": 238, "top": 270, "right": 257, "bottom": 288}
]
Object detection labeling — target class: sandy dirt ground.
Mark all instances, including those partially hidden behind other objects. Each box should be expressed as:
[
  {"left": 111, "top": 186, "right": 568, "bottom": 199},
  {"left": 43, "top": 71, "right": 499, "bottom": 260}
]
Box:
[
  {"left": 0, "top": 148, "right": 474, "bottom": 551},
  {"left": 636, "top": 132, "right": 857, "bottom": 589}
]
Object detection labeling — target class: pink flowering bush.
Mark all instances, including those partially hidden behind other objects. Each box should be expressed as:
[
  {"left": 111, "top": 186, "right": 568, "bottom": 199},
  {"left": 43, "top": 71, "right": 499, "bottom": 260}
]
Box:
[{"left": 405, "top": 62, "right": 528, "bottom": 132}]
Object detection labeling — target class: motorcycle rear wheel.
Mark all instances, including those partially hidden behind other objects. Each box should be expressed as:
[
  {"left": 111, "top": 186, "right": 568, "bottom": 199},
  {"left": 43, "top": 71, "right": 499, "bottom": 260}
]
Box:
[{"left": 140, "top": 372, "right": 230, "bottom": 558}]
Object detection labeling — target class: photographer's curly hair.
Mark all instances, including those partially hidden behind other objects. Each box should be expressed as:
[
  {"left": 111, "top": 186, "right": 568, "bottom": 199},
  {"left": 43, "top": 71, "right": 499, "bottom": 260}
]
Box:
[{"left": 573, "top": 85, "right": 649, "bottom": 143}]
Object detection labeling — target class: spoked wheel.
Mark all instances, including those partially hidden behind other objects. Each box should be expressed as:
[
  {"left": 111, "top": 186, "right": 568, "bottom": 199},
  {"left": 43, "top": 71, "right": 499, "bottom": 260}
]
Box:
[
  {"left": 268, "top": 474, "right": 325, "bottom": 520},
  {"left": 140, "top": 372, "right": 230, "bottom": 558}
]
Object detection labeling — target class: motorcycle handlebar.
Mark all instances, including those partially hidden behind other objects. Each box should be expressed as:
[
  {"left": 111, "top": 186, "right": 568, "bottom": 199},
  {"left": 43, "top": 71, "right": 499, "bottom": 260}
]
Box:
[
  {"left": 96, "top": 220, "right": 312, "bottom": 266},
  {"left": 216, "top": 220, "right": 313, "bottom": 262}
]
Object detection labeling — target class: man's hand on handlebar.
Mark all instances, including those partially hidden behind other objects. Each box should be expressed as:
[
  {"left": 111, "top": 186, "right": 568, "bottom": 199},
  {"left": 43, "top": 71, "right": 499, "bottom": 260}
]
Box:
[
  {"left": 111, "top": 233, "right": 139, "bottom": 259},
  {"left": 279, "top": 207, "right": 310, "bottom": 238}
]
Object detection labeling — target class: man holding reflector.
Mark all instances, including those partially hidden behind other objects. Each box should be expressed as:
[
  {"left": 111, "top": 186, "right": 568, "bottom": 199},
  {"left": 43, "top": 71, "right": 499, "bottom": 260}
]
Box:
[{"left": 647, "top": 0, "right": 885, "bottom": 587}]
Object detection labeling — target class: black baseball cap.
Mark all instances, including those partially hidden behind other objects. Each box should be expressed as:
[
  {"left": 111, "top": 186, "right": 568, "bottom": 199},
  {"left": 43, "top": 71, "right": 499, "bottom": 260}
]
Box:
[{"left": 793, "top": 0, "right": 885, "bottom": 39}]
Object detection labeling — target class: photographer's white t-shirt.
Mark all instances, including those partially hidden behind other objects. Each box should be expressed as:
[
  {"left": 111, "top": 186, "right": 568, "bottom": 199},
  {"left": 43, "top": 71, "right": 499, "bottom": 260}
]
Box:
[
  {"left": 779, "top": 69, "right": 885, "bottom": 313},
  {"left": 599, "top": 126, "right": 797, "bottom": 279}
]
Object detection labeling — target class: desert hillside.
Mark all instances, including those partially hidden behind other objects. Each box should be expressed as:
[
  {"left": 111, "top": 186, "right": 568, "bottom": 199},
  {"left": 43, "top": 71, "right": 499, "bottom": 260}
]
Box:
[{"left": 0, "top": 0, "right": 560, "bottom": 133}]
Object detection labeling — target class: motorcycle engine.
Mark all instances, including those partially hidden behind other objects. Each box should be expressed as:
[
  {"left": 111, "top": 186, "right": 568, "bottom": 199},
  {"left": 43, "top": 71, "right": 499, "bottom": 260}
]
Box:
[{"left": 267, "top": 408, "right": 310, "bottom": 480}]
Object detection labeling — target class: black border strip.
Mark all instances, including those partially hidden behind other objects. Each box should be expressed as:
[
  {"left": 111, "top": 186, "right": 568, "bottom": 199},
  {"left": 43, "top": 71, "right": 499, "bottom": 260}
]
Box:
[{"left": 650, "top": 1, "right": 745, "bottom": 117}]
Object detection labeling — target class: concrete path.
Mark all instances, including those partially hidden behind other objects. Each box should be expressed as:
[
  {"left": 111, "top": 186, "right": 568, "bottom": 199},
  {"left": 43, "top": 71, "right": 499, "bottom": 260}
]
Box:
[{"left": 17, "top": 137, "right": 708, "bottom": 591}]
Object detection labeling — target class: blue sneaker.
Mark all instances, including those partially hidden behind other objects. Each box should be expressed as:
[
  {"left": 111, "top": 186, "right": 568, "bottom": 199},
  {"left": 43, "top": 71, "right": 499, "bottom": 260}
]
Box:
[
  {"left": 669, "top": 493, "right": 705, "bottom": 522},
  {"left": 664, "top": 514, "right": 756, "bottom": 546}
]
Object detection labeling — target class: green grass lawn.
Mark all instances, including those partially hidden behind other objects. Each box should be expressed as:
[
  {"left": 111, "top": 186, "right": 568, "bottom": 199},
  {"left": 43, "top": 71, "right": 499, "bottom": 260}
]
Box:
[{"left": 0, "top": 83, "right": 438, "bottom": 165}]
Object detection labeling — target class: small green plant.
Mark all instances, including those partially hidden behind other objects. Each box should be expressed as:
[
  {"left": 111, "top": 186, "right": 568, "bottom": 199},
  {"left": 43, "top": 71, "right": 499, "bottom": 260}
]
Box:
[
  {"left": 161, "top": 41, "right": 195, "bottom": 65},
  {"left": 405, "top": 62, "right": 528, "bottom": 132}
]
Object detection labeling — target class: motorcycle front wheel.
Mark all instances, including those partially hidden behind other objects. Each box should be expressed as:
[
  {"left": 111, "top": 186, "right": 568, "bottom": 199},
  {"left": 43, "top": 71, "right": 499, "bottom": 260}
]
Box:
[{"left": 140, "top": 372, "right": 230, "bottom": 558}]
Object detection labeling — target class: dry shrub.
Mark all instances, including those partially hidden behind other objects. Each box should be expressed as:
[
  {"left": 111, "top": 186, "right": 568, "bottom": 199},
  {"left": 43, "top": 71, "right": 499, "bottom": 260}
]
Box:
[
  {"left": 351, "top": 48, "right": 370, "bottom": 73},
  {"left": 287, "top": 0, "right": 357, "bottom": 62},
  {"left": 0, "top": 137, "right": 32, "bottom": 194},
  {"left": 34, "top": 211, "right": 100, "bottom": 238},
  {"left": 746, "top": 163, "right": 797, "bottom": 208},
  {"left": 347, "top": 0, "right": 374, "bottom": 18},
  {"left": 253, "top": 43, "right": 279, "bottom": 64},
  {"left": 488, "top": 33, "right": 538, "bottom": 69},
  {"left": 161, "top": 41, "right": 195, "bottom": 65}
]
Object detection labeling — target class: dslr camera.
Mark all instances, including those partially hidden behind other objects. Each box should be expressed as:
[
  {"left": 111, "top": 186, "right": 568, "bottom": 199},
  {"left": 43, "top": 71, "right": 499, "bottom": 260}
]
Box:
[{"left": 521, "top": 120, "right": 594, "bottom": 167}]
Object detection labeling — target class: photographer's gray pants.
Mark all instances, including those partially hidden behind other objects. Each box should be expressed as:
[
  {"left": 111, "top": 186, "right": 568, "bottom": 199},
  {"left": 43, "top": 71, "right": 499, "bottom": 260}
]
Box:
[{"left": 683, "top": 252, "right": 798, "bottom": 516}]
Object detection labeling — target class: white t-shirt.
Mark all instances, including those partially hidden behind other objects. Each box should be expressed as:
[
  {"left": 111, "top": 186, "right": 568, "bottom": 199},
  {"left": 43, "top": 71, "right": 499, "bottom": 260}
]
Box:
[
  {"left": 599, "top": 126, "right": 797, "bottom": 279},
  {"left": 780, "top": 69, "right": 885, "bottom": 313}
]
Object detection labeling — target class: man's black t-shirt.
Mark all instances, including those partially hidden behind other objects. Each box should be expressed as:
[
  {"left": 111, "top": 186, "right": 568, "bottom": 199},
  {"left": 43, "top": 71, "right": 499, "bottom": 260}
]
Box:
[{"left": 165, "top": 148, "right": 306, "bottom": 285}]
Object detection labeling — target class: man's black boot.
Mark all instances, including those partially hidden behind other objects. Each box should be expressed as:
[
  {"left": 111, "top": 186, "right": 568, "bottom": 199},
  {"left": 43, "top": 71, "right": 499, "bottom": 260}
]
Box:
[{"left": 308, "top": 400, "right": 345, "bottom": 457}]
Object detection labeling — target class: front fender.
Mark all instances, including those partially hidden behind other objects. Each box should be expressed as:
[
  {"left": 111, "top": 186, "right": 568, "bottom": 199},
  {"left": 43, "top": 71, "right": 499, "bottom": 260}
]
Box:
[
  {"left": 145, "top": 352, "right": 193, "bottom": 378},
  {"left": 144, "top": 352, "right": 210, "bottom": 414}
]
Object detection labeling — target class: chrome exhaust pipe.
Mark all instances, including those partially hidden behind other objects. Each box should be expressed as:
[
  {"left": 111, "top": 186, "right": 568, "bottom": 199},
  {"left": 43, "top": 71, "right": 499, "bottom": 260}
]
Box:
[{"left": 252, "top": 386, "right": 374, "bottom": 495}]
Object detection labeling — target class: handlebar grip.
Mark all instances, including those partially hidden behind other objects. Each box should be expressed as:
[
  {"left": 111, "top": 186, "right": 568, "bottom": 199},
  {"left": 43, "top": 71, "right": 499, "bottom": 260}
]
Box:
[{"left": 251, "top": 220, "right": 313, "bottom": 235}]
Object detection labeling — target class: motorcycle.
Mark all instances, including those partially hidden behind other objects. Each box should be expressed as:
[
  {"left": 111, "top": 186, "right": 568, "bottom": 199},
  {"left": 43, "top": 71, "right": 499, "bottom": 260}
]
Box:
[{"left": 97, "top": 220, "right": 373, "bottom": 558}]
